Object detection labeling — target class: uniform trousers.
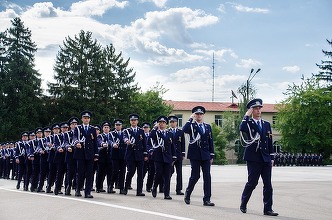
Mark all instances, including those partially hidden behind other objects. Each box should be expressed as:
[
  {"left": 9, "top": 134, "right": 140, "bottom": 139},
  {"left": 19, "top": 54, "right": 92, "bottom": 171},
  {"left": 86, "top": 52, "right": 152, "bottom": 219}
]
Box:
[
  {"left": 172, "top": 159, "right": 183, "bottom": 192},
  {"left": 186, "top": 159, "right": 211, "bottom": 202},
  {"left": 76, "top": 159, "right": 94, "bottom": 196},
  {"left": 125, "top": 160, "right": 143, "bottom": 193},
  {"left": 153, "top": 161, "right": 171, "bottom": 197},
  {"left": 241, "top": 161, "right": 273, "bottom": 212},
  {"left": 111, "top": 159, "right": 126, "bottom": 190}
]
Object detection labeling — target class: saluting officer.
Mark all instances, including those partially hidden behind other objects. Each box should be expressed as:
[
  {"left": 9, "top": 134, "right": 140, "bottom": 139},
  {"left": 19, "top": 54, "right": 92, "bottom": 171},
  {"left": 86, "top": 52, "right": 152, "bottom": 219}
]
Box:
[
  {"left": 122, "top": 114, "right": 148, "bottom": 196},
  {"left": 239, "top": 98, "right": 278, "bottom": 216},
  {"left": 72, "top": 110, "right": 99, "bottom": 198},
  {"left": 182, "top": 106, "right": 215, "bottom": 206},
  {"left": 109, "top": 119, "right": 127, "bottom": 194},
  {"left": 168, "top": 115, "right": 185, "bottom": 195},
  {"left": 150, "top": 116, "right": 177, "bottom": 200}
]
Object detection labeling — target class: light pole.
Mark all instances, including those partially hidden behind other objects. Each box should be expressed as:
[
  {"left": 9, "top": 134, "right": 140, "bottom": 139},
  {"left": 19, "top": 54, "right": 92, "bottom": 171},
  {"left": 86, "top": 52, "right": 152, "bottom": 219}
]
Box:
[{"left": 246, "top": 68, "right": 261, "bottom": 102}]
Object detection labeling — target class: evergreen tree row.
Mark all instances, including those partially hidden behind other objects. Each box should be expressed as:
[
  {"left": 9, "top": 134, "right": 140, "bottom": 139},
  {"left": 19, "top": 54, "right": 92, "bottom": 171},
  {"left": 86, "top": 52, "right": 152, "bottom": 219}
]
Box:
[{"left": 0, "top": 17, "right": 172, "bottom": 141}]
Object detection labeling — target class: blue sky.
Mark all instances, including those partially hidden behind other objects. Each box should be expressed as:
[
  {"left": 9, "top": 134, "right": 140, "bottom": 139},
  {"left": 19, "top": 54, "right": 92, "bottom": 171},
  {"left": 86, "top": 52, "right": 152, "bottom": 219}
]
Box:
[{"left": 0, "top": 0, "right": 331, "bottom": 104}]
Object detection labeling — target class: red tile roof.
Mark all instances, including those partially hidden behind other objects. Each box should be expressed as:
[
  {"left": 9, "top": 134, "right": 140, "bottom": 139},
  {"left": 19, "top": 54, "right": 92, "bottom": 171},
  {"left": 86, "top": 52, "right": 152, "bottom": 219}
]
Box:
[{"left": 164, "top": 100, "right": 277, "bottom": 113}]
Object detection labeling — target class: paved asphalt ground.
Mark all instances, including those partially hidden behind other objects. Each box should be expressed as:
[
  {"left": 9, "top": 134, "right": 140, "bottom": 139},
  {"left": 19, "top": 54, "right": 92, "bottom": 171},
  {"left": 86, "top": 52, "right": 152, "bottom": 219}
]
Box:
[{"left": 1, "top": 165, "right": 332, "bottom": 220}]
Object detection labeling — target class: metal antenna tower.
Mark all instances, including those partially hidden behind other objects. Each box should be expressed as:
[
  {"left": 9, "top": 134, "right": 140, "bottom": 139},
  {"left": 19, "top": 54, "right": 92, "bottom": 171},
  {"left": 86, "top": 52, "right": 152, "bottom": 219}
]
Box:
[{"left": 212, "top": 52, "right": 215, "bottom": 102}]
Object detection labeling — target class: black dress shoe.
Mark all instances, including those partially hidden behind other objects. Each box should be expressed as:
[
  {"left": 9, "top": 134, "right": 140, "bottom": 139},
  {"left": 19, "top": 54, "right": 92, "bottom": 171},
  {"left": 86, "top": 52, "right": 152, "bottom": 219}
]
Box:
[
  {"left": 184, "top": 192, "right": 190, "bottom": 204},
  {"left": 100, "top": 189, "right": 106, "bottom": 193},
  {"left": 240, "top": 206, "right": 247, "bottom": 213},
  {"left": 91, "top": 188, "right": 95, "bottom": 191},
  {"left": 96, "top": 189, "right": 100, "bottom": 193},
  {"left": 119, "top": 190, "right": 125, "bottom": 194},
  {"left": 58, "top": 191, "right": 63, "bottom": 194},
  {"left": 264, "top": 210, "right": 279, "bottom": 216},
  {"left": 164, "top": 196, "right": 172, "bottom": 200},
  {"left": 85, "top": 194, "right": 93, "bottom": 198},
  {"left": 203, "top": 201, "right": 215, "bottom": 206},
  {"left": 152, "top": 188, "right": 157, "bottom": 198},
  {"left": 23, "top": 186, "right": 28, "bottom": 191},
  {"left": 16, "top": 183, "right": 20, "bottom": 189},
  {"left": 107, "top": 186, "right": 115, "bottom": 194},
  {"left": 122, "top": 189, "right": 128, "bottom": 195},
  {"left": 176, "top": 191, "right": 184, "bottom": 195},
  {"left": 128, "top": 186, "right": 133, "bottom": 190},
  {"left": 65, "top": 186, "right": 71, "bottom": 195},
  {"left": 54, "top": 189, "right": 59, "bottom": 195},
  {"left": 146, "top": 189, "right": 151, "bottom": 192},
  {"left": 136, "top": 193, "right": 145, "bottom": 196},
  {"left": 75, "top": 191, "right": 82, "bottom": 197}
]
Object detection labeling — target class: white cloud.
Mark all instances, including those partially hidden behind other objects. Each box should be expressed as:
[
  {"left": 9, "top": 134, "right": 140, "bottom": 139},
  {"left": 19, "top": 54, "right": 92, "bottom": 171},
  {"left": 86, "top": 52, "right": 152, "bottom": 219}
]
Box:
[
  {"left": 24, "top": 2, "right": 58, "bottom": 18},
  {"left": 282, "top": 65, "right": 300, "bottom": 73},
  {"left": 229, "top": 3, "right": 269, "bottom": 14},
  {"left": 235, "top": 58, "right": 262, "bottom": 68},
  {"left": 0, "top": 8, "right": 18, "bottom": 18},
  {"left": 194, "top": 48, "right": 238, "bottom": 61},
  {"left": 217, "top": 4, "right": 226, "bottom": 13},
  {"left": 139, "top": 0, "right": 168, "bottom": 8},
  {"left": 70, "top": 0, "right": 129, "bottom": 16}
]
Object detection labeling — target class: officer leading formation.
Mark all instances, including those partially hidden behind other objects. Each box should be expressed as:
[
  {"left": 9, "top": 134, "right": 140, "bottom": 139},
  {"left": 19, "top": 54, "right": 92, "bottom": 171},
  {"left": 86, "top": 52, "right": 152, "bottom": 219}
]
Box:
[{"left": 239, "top": 98, "right": 278, "bottom": 216}]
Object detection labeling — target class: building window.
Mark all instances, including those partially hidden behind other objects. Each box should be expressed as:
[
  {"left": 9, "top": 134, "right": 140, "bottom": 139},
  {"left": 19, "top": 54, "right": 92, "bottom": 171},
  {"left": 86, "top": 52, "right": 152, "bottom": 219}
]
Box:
[
  {"left": 215, "top": 115, "right": 222, "bottom": 127},
  {"left": 175, "top": 114, "right": 183, "bottom": 127},
  {"left": 272, "top": 115, "right": 277, "bottom": 125}
]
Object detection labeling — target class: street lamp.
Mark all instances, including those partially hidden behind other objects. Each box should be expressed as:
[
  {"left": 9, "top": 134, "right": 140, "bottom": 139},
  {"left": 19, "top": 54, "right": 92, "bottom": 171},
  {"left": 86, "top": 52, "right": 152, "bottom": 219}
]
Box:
[{"left": 246, "top": 68, "right": 261, "bottom": 102}]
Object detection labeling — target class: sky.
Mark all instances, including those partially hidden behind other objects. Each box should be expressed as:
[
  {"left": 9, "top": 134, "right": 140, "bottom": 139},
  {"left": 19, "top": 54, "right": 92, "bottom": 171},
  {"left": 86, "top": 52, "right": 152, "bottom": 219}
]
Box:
[{"left": 0, "top": 0, "right": 331, "bottom": 104}]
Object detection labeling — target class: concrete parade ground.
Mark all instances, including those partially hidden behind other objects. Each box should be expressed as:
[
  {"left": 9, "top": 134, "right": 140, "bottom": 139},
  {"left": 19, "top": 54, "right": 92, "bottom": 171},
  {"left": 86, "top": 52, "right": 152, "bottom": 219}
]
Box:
[{"left": 1, "top": 165, "right": 331, "bottom": 220}]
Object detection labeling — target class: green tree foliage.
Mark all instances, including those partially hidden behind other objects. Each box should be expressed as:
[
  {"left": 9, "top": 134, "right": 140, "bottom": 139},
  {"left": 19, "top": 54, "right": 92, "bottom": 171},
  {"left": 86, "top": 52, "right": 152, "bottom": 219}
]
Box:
[
  {"left": 131, "top": 83, "right": 173, "bottom": 125},
  {"left": 211, "top": 123, "right": 228, "bottom": 165},
  {"left": 0, "top": 17, "right": 44, "bottom": 141},
  {"left": 315, "top": 39, "right": 332, "bottom": 89},
  {"left": 274, "top": 77, "right": 332, "bottom": 159},
  {"left": 48, "top": 30, "right": 140, "bottom": 124}
]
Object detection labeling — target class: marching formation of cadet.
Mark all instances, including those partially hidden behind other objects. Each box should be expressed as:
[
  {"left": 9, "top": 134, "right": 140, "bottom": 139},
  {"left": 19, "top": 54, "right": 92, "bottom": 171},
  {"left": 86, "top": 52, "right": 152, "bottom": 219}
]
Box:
[
  {"left": 274, "top": 152, "right": 324, "bottom": 166},
  {"left": 1, "top": 110, "right": 199, "bottom": 203}
]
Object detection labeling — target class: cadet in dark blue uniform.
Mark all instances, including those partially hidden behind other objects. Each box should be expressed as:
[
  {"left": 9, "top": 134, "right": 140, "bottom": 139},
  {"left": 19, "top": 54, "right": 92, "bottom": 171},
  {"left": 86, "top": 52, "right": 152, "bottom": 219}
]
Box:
[
  {"left": 109, "top": 119, "right": 127, "bottom": 194},
  {"left": 182, "top": 106, "right": 215, "bottom": 206},
  {"left": 239, "top": 98, "right": 278, "bottom": 216},
  {"left": 46, "top": 123, "right": 60, "bottom": 193},
  {"left": 30, "top": 128, "right": 42, "bottom": 192},
  {"left": 64, "top": 117, "right": 78, "bottom": 195},
  {"left": 15, "top": 132, "right": 29, "bottom": 190},
  {"left": 96, "top": 121, "right": 113, "bottom": 193},
  {"left": 122, "top": 114, "right": 148, "bottom": 196},
  {"left": 73, "top": 111, "right": 99, "bottom": 198},
  {"left": 142, "top": 122, "right": 154, "bottom": 192},
  {"left": 150, "top": 116, "right": 177, "bottom": 200},
  {"left": 53, "top": 122, "right": 69, "bottom": 195},
  {"left": 168, "top": 116, "right": 185, "bottom": 195},
  {"left": 25, "top": 131, "right": 36, "bottom": 191},
  {"left": 36, "top": 127, "right": 51, "bottom": 192}
]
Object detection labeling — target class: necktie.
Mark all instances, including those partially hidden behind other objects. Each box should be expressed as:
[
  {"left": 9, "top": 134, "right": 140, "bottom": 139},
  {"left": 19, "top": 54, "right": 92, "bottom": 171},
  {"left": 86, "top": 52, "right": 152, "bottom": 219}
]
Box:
[
  {"left": 85, "top": 126, "right": 88, "bottom": 133},
  {"left": 133, "top": 129, "right": 136, "bottom": 135},
  {"left": 199, "top": 124, "right": 204, "bottom": 133},
  {"left": 257, "top": 121, "right": 262, "bottom": 132}
]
